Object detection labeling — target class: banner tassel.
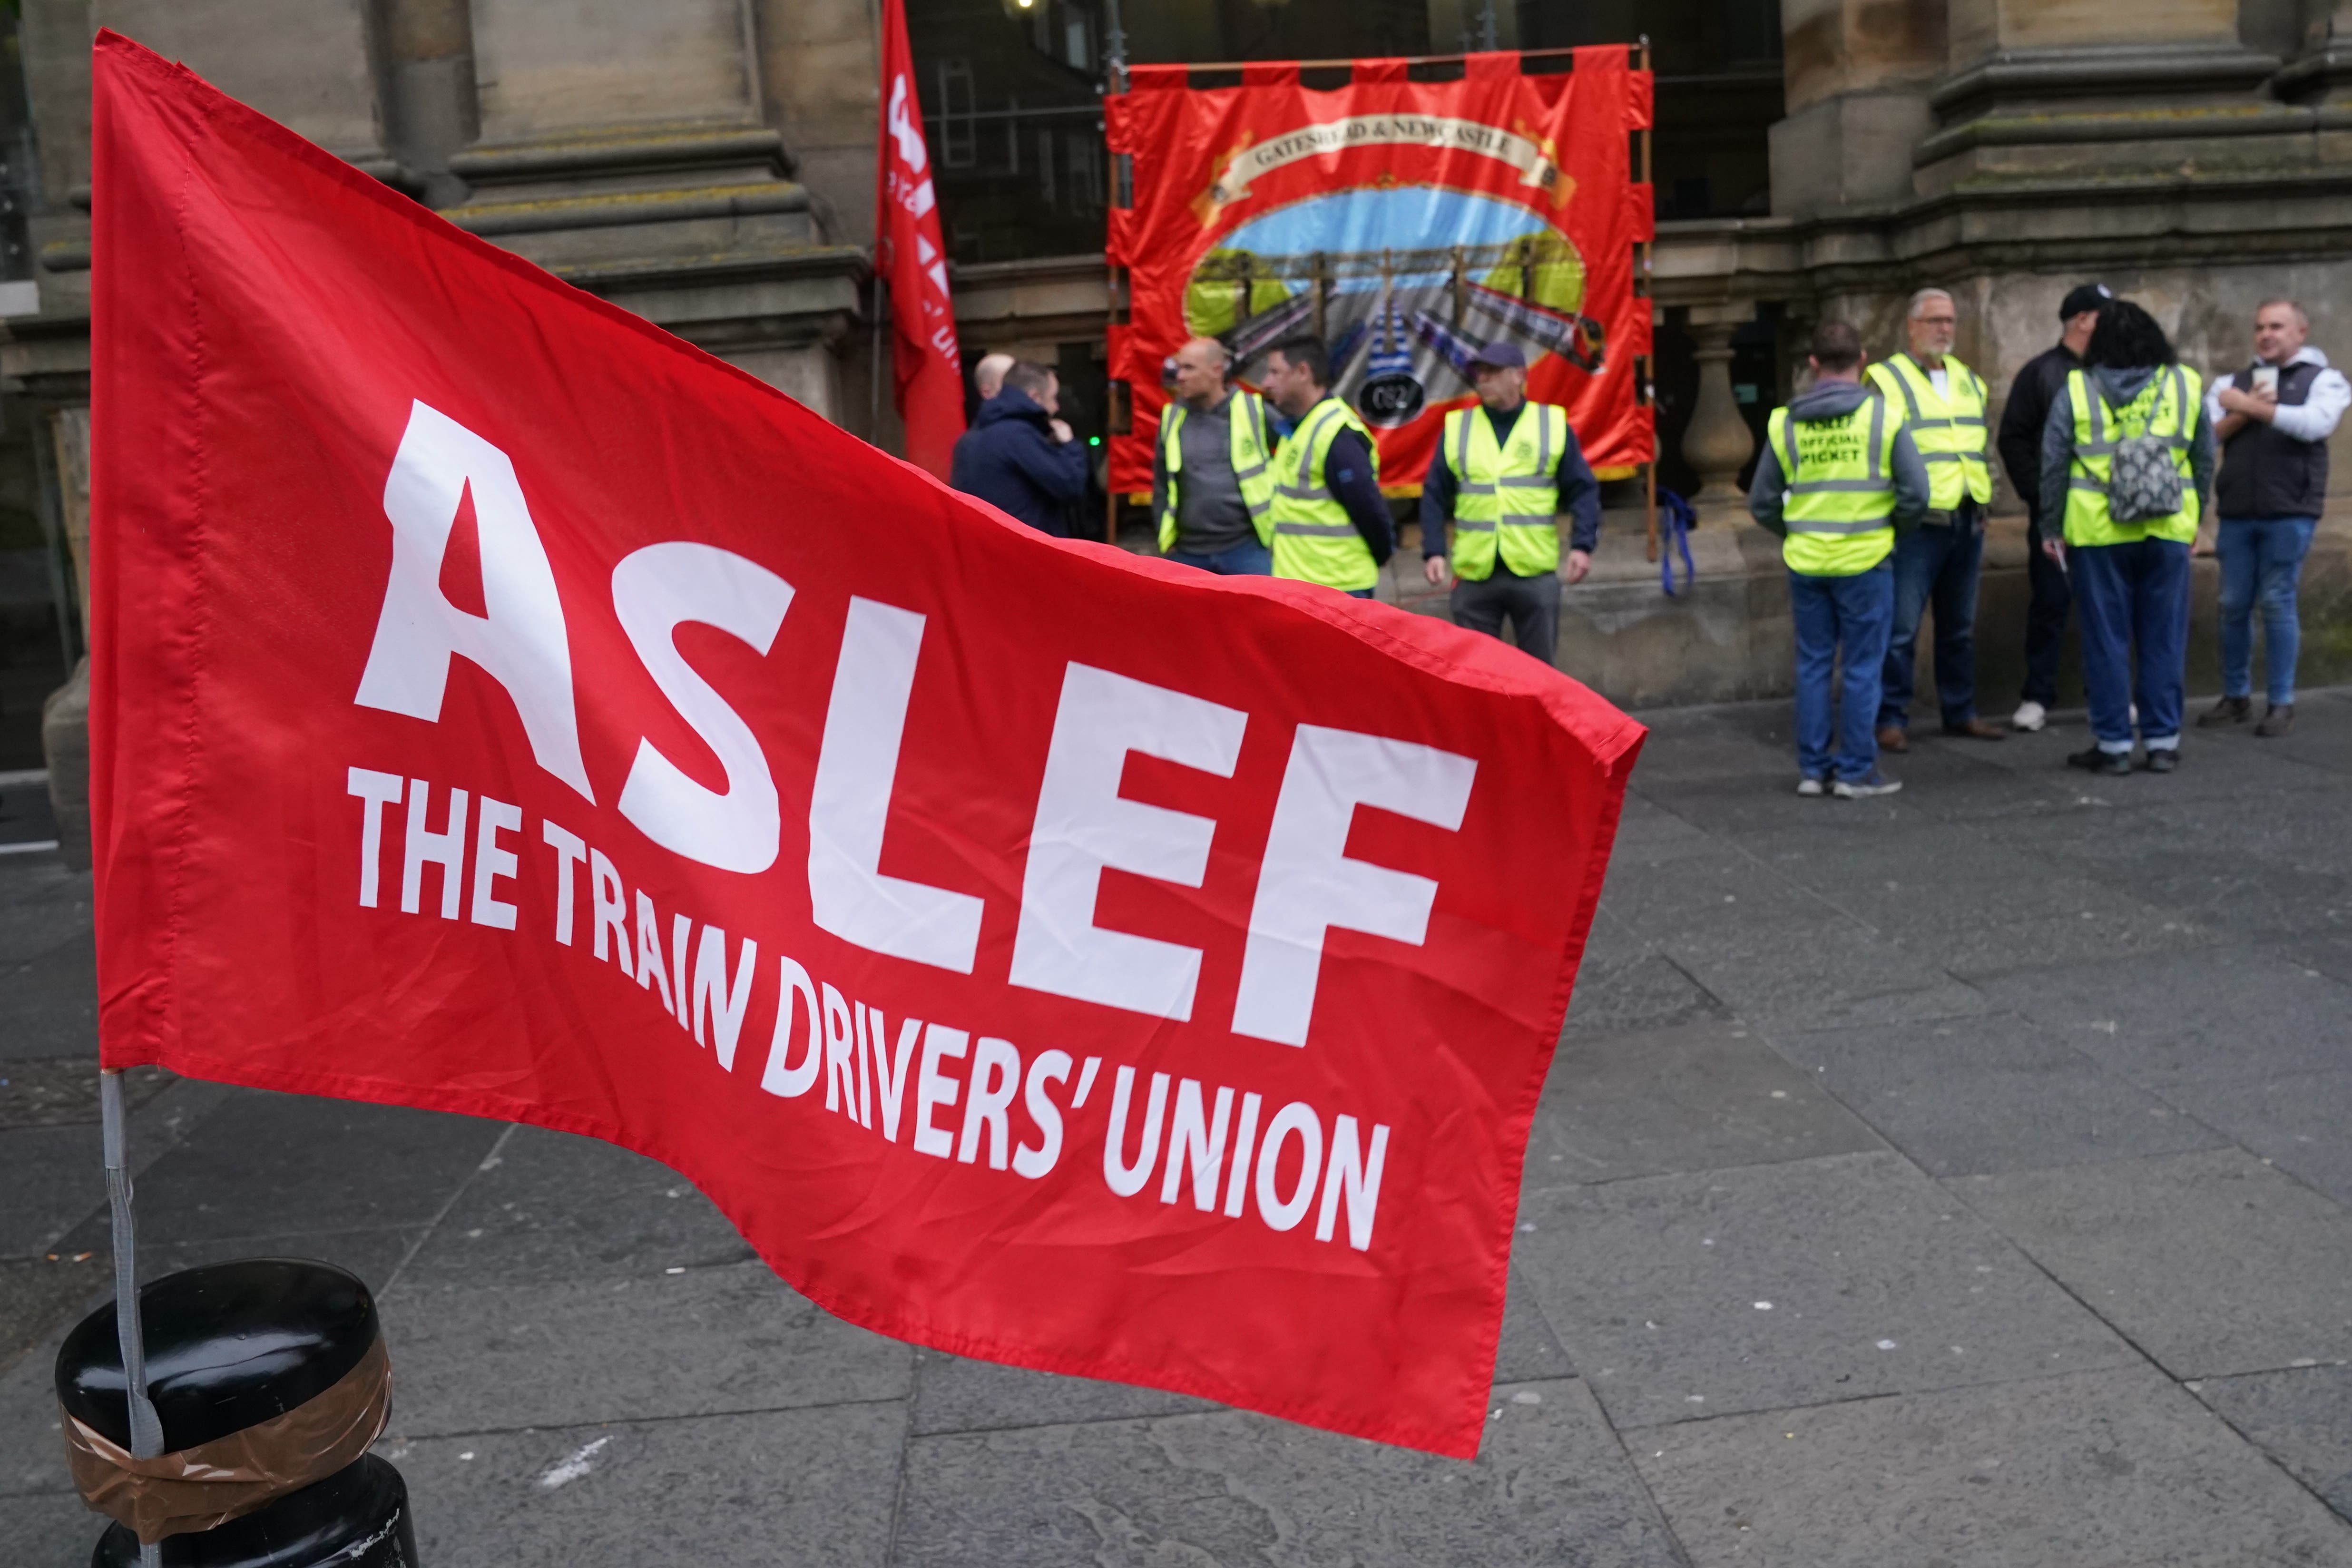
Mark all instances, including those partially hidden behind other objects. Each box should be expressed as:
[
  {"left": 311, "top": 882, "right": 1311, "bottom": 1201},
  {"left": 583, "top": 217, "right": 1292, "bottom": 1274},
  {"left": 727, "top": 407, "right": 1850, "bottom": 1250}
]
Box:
[{"left": 100, "top": 1069, "right": 166, "bottom": 1568}]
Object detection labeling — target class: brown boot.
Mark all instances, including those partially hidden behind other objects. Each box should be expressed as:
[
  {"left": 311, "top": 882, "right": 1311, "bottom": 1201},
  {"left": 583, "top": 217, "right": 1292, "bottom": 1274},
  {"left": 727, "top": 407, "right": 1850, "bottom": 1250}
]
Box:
[
  {"left": 2197, "top": 695, "right": 2251, "bottom": 727},
  {"left": 1876, "top": 725, "right": 1910, "bottom": 754},
  {"left": 2255, "top": 703, "right": 2296, "bottom": 737},
  {"left": 1942, "top": 717, "right": 2006, "bottom": 740}
]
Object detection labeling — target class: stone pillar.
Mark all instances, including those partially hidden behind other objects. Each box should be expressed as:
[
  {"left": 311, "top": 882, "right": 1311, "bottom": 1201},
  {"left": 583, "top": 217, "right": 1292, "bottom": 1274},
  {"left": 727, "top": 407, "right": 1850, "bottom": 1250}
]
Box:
[
  {"left": 1919, "top": 0, "right": 2278, "bottom": 194},
  {"left": 1767, "top": 0, "right": 1945, "bottom": 218},
  {"left": 97, "top": 0, "right": 401, "bottom": 176},
  {"left": 384, "top": 0, "right": 480, "bottom": 209},
  {"left": 40, "top": 408, "right": 91, "bottom": 871},
  {"left": 449, "top": 0, "right": 867, "bottom": 418},
  {"left": 1681, "top": 304, "right": 1758, "bottom": 523}
]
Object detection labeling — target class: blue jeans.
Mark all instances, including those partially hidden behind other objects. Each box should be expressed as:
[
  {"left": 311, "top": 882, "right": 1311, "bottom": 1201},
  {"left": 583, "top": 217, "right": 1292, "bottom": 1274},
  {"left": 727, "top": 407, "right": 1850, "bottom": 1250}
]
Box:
[
  {"left": 1879, "top": 520, "right": 1984, "bottom": 729},
  {"left": 1344, "top": 587, "right": 1376, "bottom": 599},
  {"left": 1166, "top": 540, "right": 1273, "bottom": 576},
  {"left": 2216, "top": 516, "right": 2316, "bottom": 706},
  {"left": 1791, "top": 563, "right": 1895, "bottom": 782},
  {"left": 2071, "top": 538, "right": 2190, "bottom": 750}
]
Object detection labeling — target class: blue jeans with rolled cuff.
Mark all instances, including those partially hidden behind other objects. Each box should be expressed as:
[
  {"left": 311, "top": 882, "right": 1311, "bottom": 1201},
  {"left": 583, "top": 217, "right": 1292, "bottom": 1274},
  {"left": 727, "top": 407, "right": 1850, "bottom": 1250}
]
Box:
[
  {"left": 1791, "top": 561, "right": 1896, "bottom": 782},
  {"left": 2070, "top": 537, "right": 2190, "bottom": 752}
]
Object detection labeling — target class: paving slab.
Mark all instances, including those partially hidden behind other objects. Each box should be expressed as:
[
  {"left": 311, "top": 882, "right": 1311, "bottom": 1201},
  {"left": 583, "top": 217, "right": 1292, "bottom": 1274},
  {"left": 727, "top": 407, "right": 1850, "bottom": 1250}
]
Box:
[
  {"left": 2158, "top": 1068, "right": 2352, "bottom": 1208},
  {"left": 64, "top": 1088, "right": 506, "bottom": 1246},
  {"left": 1525, "top": 1019, "right": 1880, "bottom": 1190},
  {"left": 379, "top": 1262, "right": 910, "bottom": 1436},
  {"left": 1516, "top": 1151, "right": 2134, "bottom": 1430},
  {"left": 1561, "top": 913, "right": 1726, "bottom": 1038},
  {"left": 0, "top": 1126, "right": 106, "bottom": 1260},
  {"left": 1631, "top": 1365, "right": 2352, "bottom": 1568},
  {"left": 1659, "top": 914, "right": 1989, "bottom": 1030},
  {"left": 396, "top": 1122, "right": 754, "bottom": 1286},
  {"left": 0, "top": 1062, "right": 170, "bottom": 1131},
  {"left": 2193, "top": 1363, "right": 2352, "bottom": 1522},
  {"left": 389, "top": 1402, "right": 906, "bottom": 1568},
  {"left": 0, "top": 933, "right": 96, "bottom": 1062},
  {"left": 0, "top": 861, "right": 90, "bottom": 969},
  {"left": 0, "top": 1320, "right": 79, "bottom": 1496},
  {"left": 1492, "top": 1266, "right": 1575, "bottom": 1384},
  {"left": 910, "top": 1347, "right": 1214, "bottom": 1437},
  {"left": 0, "top": 1255, "right": 103, "bottom": 1388},
  {"left": 1950, "top": 1147, "right": 2352, "bottom": 1378},
  {"left": 3, "top": 1485, "right": 101, "bottom": 1568},
  {"left": 892, "top": 1377, "right": 1682, "bottom": 1568},
  {"left": 1969, "top": 943, "right": 2352, "bottom": 1088},
  {"left": 1763, "top": 1011, "right": 2225, "bottom": 1177},
  {"left": 1597, "top": 844, "right": 1837, "bottom": 941}
]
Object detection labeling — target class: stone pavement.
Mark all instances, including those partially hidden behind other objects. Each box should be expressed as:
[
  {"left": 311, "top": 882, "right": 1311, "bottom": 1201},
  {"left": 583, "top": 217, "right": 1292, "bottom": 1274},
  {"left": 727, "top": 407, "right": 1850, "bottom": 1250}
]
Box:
[{"left": 4, "top": 693, "right": 2352, "bottom": 1566}]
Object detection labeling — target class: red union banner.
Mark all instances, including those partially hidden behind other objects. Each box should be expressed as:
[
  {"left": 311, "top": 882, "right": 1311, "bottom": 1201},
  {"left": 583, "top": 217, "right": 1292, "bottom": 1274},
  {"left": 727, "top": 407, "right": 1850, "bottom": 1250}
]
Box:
[
  {"left": 90, "top": 34, "right": 1641, "bottom": 1457},
  {"left": 1106, "top": 49, "right": 1655, "bottom": 497}
]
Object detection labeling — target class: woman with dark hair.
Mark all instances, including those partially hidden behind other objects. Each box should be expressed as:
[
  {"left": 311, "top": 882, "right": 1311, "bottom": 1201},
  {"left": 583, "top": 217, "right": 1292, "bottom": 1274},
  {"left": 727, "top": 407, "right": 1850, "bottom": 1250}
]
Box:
[{"left": 2038, "top": 299, "right": 2215, "bottom": 775}]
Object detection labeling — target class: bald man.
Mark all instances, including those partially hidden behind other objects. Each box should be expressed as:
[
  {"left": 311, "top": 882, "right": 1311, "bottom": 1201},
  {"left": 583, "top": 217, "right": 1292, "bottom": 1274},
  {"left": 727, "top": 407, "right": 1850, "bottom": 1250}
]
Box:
[
  {"left": 1151, "top": 335, "right": 1276, "bottom": 574},
  {"left": 972, "top": 352, "right": 1015, "bottom": 402}
]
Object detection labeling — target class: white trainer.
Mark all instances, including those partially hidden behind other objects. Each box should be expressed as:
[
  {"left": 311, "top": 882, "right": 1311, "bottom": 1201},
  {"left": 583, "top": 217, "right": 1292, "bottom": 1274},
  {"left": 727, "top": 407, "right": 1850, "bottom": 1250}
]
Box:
[
  {"left": 1797, "top": 776, "right": 1826, "bottom": 797},
  {"left": 2012, "top": 701, "right": 2047, "bottom": 733}
]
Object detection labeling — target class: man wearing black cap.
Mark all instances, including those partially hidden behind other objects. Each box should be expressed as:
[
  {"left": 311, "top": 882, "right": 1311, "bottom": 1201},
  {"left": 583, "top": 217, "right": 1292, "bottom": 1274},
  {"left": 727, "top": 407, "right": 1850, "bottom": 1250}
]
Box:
[
  {"left": 1995, "top": 282, "right": 2110, "bottom": 731},
  {"left": 1421, "top": 341, "right": 1601, "bottom": 666}
]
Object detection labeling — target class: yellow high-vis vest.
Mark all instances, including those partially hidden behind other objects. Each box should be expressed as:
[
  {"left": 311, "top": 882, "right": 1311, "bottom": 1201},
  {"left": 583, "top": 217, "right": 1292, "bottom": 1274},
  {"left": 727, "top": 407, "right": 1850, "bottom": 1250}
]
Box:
[
  {"left": 1765, "top": 392, "right": 1901, "bottom": 577},
  {"left": 1439, "top": 402, "right": 1567, "bottom": 580},
  {"left": 1268, "top": 397, "right": 1381, "bottom": 591},
  {"left": 2062, "top": 365, "right": 2204, "bottom": 548},
  {"left": 1865, "top": 353, "right": 1992, "bottom": 510},
  {"left": 1157, "top": 390, "right": 1275, "bottom": 553}
]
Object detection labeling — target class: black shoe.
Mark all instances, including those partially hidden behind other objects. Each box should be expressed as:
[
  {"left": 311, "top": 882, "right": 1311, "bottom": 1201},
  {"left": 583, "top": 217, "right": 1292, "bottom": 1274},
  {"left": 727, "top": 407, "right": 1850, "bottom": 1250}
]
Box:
[
  {"left": 2141, "top": 748, "right": 2179, "bottom": 773},
  {"left": 2197, "top": 696, "right": 2251, "bottom": 727},
  {"left": 2066, "top": 746, "right": 2132, "bottom": 776}
]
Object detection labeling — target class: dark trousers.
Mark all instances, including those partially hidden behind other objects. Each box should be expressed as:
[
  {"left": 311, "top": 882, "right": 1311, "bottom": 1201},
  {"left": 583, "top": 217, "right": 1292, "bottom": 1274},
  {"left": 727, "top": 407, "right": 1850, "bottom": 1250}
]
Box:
[
  {"left": 1790, "top": 562, "right": 1896, "bottom": 782},
  {"left": 2021, "top": 515, "right": 2073, "bottom": 706},
  {"left": 1451, "top": 568, "right": 1561, "bottom": 666},
  {"left": 1880, "top": 520, "right": 1984, "bottom": 729},
  {"left": 2071, "top": 537, "right": 2190, "bottom": 750},
  {"left": 1166, "top": 540, "right": 1273, "bottom": 576}
]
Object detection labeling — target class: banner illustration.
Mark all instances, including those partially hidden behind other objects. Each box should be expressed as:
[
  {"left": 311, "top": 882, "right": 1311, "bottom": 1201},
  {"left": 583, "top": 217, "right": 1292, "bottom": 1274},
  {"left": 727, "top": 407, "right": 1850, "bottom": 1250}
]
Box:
[{"left": 1108, "top": 50, "right": 1655, "bottom": 495}]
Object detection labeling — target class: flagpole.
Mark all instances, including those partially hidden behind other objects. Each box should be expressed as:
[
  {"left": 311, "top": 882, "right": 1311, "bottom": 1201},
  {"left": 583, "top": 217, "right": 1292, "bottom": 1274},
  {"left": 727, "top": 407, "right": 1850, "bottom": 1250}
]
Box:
[
  {"left": 1102, "top": 0, "right": 1128, "bottom": 547},
  {"left": 101, "top": 1069, "right": 167, "bottom": 1568}
]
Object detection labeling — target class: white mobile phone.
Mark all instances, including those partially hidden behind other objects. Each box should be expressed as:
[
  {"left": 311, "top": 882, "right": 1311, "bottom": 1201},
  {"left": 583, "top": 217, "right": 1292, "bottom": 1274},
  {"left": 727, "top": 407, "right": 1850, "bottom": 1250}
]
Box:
[{"left": 2253, "top": 365, "right": 2280, "bottom": 394}]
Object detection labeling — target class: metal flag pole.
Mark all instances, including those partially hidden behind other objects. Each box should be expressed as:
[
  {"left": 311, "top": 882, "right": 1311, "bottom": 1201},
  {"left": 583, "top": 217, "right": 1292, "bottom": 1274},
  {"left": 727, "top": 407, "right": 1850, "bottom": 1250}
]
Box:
[
  {"left": 1102, "top": 0, "right": 1129, "bottom": 547},
  {"left": 101, "top": 1069, "right": 167, "bottom": 1568},
  {"left": 1636, "top": 36, "right": 1658, "bottom": 565}
]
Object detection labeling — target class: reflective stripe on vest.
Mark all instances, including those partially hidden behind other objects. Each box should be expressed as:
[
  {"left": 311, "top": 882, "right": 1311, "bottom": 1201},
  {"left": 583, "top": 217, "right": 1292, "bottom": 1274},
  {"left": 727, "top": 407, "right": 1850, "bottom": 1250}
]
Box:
[
  {"left": 1865, "top": 353, "right": 1991, "bottom": 510},
  {"left": 1442, "top": 402, "right": 1564, "bottom": 581},
  {"left": 1267, "top": 397, "right": 1381, "bottom": 590},
  {"left": 1158, "top": 391, "right": 1276, "bottom": 552},
  {"left": 1767, "top": 393, "right": 1899, "bottom": 576},
  {"left": 2062, "top": 364, "right": 2203, "bottom": 548}
]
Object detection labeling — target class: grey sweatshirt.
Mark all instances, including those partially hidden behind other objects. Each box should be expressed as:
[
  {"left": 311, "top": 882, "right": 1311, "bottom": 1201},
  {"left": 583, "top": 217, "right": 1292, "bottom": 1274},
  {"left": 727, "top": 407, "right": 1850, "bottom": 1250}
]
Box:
[
  {"left": 2038, "top": 365, "right": 2216, "bottom": 528},
  {"left": 1746, "top": 379, "right": 1931, "bottom": 537}
]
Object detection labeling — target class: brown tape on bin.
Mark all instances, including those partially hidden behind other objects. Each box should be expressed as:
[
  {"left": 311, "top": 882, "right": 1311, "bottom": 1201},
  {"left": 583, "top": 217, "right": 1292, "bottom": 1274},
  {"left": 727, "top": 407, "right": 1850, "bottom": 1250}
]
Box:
[{"left": 60, "top": 1333, "right": 392, "bottom": 1544}]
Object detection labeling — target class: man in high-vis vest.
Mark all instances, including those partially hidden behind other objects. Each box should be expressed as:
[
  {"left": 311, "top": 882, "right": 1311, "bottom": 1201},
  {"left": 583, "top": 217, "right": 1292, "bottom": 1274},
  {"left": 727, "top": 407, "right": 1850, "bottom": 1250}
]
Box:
[
  {"left": 1420, "top": 341, "right": 1599, "bottom": 666},
  {"left": 2036, "top": 297, "right": 2215, "bottom": 775},
  {"left": 1260, "top": 335, "right": 1395, "bottom": 598},
  {"left": 1866, "top": 287, "right": 2008, "bottom": 750},
  {"left": 1750, "top": 320, "right": 1931, "bottom": 798},
  {"left": 1150, "top": 336, "right": 1275, "bottom": 575}
]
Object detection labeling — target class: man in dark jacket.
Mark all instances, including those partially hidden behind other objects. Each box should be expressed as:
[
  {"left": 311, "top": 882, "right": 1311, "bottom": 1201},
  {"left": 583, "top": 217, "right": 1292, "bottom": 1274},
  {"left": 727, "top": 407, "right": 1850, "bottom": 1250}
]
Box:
[
  {"left": 949, "top": 360, "right": 1089, "bottom": 536},
  {"left": 1994, "top": 282, "right": 2108, "bottom": 731}
]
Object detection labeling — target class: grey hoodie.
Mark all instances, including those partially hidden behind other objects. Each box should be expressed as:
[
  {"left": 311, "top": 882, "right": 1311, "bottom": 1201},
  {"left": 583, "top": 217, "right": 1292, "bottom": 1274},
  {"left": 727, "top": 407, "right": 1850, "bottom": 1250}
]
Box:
[
  {"left": 1746, "top": 379, "right": 1931, "bottom": 539},
  {"left": 2038, "top": 364, "right": 2216, "bottom": 527}
]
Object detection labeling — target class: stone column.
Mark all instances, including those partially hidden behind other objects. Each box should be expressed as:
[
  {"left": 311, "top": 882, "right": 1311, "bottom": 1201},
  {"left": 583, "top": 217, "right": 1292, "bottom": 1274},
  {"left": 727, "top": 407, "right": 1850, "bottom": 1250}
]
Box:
[
  {"left": 1919, "top": 0, "right": 2278, "bottom": 194},
  {"left": 450, "top": 0, "right": 868, "bottom": 421},
  {"left": 1768, "top": 0, "right": 1946, "bottom": 218},
  {"left": 1681, "top": 304, "right": 1758, "bottom": 523}
]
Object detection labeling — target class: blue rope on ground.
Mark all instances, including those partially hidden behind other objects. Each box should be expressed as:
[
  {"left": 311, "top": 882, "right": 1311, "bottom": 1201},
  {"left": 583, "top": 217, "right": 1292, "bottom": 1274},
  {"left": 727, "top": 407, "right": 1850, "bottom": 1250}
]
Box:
[{"left": 1657, "top": 489, "right": 1697, "bottom": 598}]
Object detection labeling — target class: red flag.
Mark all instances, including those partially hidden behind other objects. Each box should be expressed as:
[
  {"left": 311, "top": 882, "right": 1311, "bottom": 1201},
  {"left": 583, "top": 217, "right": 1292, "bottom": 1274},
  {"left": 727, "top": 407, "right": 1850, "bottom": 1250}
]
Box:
[
  {"left": 876, "top": 0, "right": 965, "bottom": 478},
  {"left": 89, "top": 33, "right": 1640, "bottom": 1458},
  {"left": 1106, "top": 50, "right": 1655, "bottom": 496}
]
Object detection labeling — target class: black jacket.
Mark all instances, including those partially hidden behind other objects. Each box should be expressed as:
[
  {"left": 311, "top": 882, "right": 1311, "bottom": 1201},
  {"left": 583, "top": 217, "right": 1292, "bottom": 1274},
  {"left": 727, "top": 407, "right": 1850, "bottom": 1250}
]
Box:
[
  {"left": 949, "top": 389, "right": 1089, "bottom": 536},
  {"left": 1998, "top": 343, "right": 2079, "bottom": 529}
]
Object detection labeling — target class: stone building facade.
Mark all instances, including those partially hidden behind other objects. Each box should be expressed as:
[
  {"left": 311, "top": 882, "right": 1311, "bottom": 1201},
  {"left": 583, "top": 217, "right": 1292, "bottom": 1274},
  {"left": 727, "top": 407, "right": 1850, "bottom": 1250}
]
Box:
[{"left": 2, "top": 0, "right": 2348, "bottom": 763}]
